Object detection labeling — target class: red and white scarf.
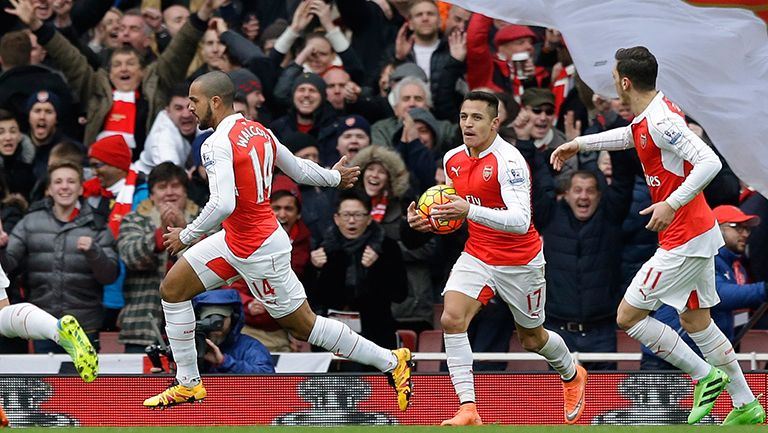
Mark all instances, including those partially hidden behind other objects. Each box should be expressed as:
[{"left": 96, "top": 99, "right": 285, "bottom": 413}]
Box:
[
  {"left": 83, "top": 166, "right": 138, "bottom": 237},
  {"left": 107, "top": 167, "right": 138, "bottom": 237},
  {"left": 97, "top": 90, "right": 139, "bottom": 150},
  {"left": 552, "top": 64, "right": 576, "bottom": 119},
  {"left": 370, "top": 192, "right": 389, "bottom": 223}
]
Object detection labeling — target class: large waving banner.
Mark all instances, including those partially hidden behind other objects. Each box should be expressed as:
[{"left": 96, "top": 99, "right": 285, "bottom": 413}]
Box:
[{"left": 448, "top": 0, "right": 768, "bottom": 196}]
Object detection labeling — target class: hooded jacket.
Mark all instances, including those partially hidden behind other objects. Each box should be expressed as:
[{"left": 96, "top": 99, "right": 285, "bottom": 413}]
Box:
[
  {"left": 192, "top": 288, "right": 275, "bottom": 374},
  {"left": 350, "top": 145, "right": 410, "bottom": 240}
]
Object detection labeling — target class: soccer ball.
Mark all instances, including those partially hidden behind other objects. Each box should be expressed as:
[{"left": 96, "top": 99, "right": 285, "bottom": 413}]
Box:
[{"left": 416, "top": 184, "right": 465, "bottom": 234}]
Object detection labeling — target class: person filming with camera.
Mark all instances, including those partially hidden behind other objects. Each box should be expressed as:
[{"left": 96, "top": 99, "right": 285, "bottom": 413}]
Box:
[{"left": 192, "top": 288, "right": 274, "bottom": 374}]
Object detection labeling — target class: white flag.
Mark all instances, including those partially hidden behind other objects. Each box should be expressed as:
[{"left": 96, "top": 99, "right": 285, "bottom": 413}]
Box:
[{"left": 448, "top": 0, "right": 768, "bottom": 196}]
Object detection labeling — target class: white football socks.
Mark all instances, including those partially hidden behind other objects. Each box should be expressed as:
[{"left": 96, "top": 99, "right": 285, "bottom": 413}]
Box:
[
  {"left": 162, "top": 300, "right": 200, "bottom": 387},
  {"left": 690, "top": 320, "right": 755, "bottom": 408},
  {"left": 308, "top": 315, "right": 397, "bottom": 372},
  {"left": 0, "top": 303, "right": 58, "bottom": 341},
  {"left": 537, "top": 330, "right": 577, "bottom": 380},
  {"left": 627, "top": 316, "right": 710, "bottom": 380},
  {"left": 444, "top": 332, "right": 476, "bottom": 404}
]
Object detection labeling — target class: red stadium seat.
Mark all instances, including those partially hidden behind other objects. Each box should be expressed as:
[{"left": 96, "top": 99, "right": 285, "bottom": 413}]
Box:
[
  {"left": 738, "top": 329, "right": 768, "bottom": 371},
  {"left": 98, "top": 332, "right": 124, "bottom": 353},
  {"left": 616, "top": 330, "right": 641, "bottom": 370},
  {"left": 396, "top": 329, "right": 417, "bottom": 352},
  {"left": 417, "top": 329, "right": 443, "bottom": 372}
]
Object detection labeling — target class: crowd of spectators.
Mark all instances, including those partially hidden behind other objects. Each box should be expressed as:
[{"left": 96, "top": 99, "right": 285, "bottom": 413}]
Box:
[{"left": 0, "top": 0, "right": 765, "bottom": 372}]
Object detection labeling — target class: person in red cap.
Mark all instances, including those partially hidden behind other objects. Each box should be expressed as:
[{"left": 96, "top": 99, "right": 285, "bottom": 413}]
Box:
[
  {"left": 711, "top": 206, "right": 766, "bottom": 333},
  {"left": 84, "top": 133, "right": 146, "bottom": 330},
  {"left": 466, "top": 13, "right": 549, "bottom": 97},
  {"left": 84, "top": 134, "right": 133, "bottom": 220}
]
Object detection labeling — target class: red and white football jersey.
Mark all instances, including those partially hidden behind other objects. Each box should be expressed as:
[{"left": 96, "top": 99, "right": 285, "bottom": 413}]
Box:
[
  {"left": 577, "top": 92, "right": 724, "bottom": 257},
  {"left": 443, "top": 134, "right": 542, "bottom": 266},
  {"left": 180, "top": 113, "right": 340, "bottom": 259}
]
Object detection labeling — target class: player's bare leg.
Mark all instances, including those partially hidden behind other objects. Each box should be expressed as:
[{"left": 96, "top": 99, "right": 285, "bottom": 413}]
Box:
[
  {"left": 618, "top": 300, "right": 728, "bottom": 423},
  {"left": 515, "top": 323, "right": 585, "bottom": 424},
  {"left": 144, "top": 257, "right": 207, "bottom": 409},
  {"left": 681, "top": 308, "right": 764, "bottom": 425},
  {"left": 440, "top": 291, "right": 483, "bottom": 426},
  {"left": 278, "top": 301, "right": 413, "bottom": 411}
]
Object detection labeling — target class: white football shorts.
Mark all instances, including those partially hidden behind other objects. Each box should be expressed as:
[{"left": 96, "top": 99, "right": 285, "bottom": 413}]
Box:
[
  {"left": 183, "top": 228, "right": 306, "bottom": 318},
  {"left": 443, "top": 250, "right": 546, "bottom": 329}
]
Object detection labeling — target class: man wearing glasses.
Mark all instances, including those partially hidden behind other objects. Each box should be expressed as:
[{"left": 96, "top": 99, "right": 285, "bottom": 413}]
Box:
[
  {"left": 309, "top": 190, "right": 407, "bottom": 368},
  {"left": 517, "top": 88, "right": 596, "bottom": 192}
]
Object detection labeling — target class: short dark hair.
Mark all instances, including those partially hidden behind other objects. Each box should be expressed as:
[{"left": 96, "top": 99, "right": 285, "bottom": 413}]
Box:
[
  {"left": 0, "top": 31, "right": 31, "bottom": 68},
  {"left": 615, "top": 46, "right": 657, "bottom": 92},
  {"left": 169, "top": 82, "right": 190, "bottom": 101},
  {"left": 336, "top": 189, "right": 372, "bottom": 213},
  {"left": 193, "top": 71, "right": 235, "bottom": 107},
  {"left": 566, "top": 170, "right": 600, "bottom": 192},
  {"left": 148, "top": 162, "right": 189, "bottom": 192},
  {"left": 271, "top": 190, "right": 301, "bottom": 212},
  {"left": 47, "top": 160, "right": 84, "bottom": 185},
  {"left": 0, "top": 109, "right": 18, "bottom": 123},
  {"left": 494, "top": 91, "right": 519, "bottom": 123},
  {"left": 463, "top": 91, "right": 499, "bottom": 118},
  {"left": 109, "top": 45, "right": 145, "bottom": 68}
]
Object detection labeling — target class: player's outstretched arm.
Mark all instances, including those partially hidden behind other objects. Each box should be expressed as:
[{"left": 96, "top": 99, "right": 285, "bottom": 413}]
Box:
[
  {"left": 274, "top": 134, "right": 350, "bottom": 188},
  {"left": 551, "top": 126, "right": 634, "bottom": 172}
]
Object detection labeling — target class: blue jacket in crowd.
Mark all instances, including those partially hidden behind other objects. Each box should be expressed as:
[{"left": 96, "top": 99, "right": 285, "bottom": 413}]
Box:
[{"left": 192, "top": 289, "right": 275, "bottom": 374}]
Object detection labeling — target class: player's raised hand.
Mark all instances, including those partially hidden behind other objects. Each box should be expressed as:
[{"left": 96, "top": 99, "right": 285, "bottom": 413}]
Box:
[
  {"left": 550, "top": 140, "right": 579, "bottom": 171},
  {"left": 407, "top": 201, "right": 433, "bottom": 233},
  {"left": 431, "top": 194, "right": 469, "bottom": 220},
  {"left": 332, "top": 155, "right": 360, "bottom": 189},
  {"left": 163, "top": 226, "right": 188, "bottom": 255},
  {"left": 640, "top": 201, "right": 675, "bottom": 232}
]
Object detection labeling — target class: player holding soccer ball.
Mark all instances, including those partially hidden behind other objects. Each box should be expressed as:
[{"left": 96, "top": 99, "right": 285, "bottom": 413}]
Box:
[{"left": 407, "top": 91, "right": 587, "bottom": 426}]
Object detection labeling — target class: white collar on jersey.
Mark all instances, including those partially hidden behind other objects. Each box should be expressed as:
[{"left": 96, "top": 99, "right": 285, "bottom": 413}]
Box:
[{"left": 630, "top": 91, "right": 664, "bottom": 125}]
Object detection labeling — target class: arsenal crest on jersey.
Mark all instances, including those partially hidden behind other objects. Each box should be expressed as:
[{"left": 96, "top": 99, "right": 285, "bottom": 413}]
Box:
[
  {"left": 483, "top": 165, "right": 493, "bottom": 181},
  {"left": 640, "top": 133, "right": 647, "bottom": 149}
]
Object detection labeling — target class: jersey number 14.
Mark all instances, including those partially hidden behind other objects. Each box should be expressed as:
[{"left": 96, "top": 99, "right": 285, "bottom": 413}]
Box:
[{"left": 248, "top": 144, "right": 274, "bottom": 204}]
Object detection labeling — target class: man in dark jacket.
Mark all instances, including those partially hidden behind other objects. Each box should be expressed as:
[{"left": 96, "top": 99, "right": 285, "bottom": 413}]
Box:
[
  {"left": 518, "top": 126, "right": 636, "bottom": 370},
  {"left": 192, "top": 288, "right": 275, "bottom": 374},
  {"left": 308, "top": 189, "right": 407, "bottom": 369},
  {"left": 388, "top": 0, "right": 461, "bottom": 113}
]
